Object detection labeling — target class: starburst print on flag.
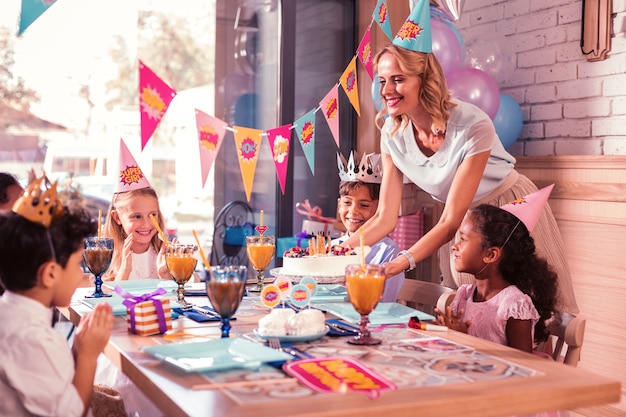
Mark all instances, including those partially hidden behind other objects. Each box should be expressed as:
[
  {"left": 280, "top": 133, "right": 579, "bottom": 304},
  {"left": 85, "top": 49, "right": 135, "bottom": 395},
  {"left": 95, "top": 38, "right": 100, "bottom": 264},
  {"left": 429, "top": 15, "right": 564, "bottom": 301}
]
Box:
[
  {"left": 340, "top": 57, "right": 360, "bottom": 117},
  {"left": 373, "top": 0, "right": 393, "bottom": 41},
  {"left": 319, "top": 85, "right": 340, "bottom": 148},
  {"left": 293, "top": 109, "right": 316, "bottom": 175},
  {"left": 266, "top": 124, "right": 293, "bottom": 195},
  {"left": 139, "top": 60, "right": 177, "bottom": 150},
  {"left": 195, "top": 110, "right": 227, "bottom": 188},
  {"left": 233, "top": 126, "right": 263, "bottom": 201},
  {"left": 18, "top": 0, "right": 58, "bottom": 36},
  {"left": 356, "top": 24, "right": 374, "bottom": 81}
]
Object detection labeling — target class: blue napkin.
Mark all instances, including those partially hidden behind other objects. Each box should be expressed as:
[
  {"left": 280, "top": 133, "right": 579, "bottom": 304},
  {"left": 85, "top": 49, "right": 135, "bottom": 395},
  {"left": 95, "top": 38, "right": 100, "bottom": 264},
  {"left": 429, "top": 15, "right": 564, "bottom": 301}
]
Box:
[
  {"left": 326, "top": 319, "right": 358, "bottom": 337},
  {"left": 172, "top": 306, "right": 236, "bottom": 323}
]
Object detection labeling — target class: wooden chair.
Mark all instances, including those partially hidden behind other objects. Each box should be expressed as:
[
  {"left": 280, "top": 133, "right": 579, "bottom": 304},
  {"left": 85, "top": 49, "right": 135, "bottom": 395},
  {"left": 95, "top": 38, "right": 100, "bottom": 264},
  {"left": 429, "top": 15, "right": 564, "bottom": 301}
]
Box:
[
  {"left": 210, "top": 201, "right": 255, "bottom": 267},
  {"left": 541, "top": 311, "right": 586, "bottom": 367},
  {"left": 397, "top": 279, "right": 456, "bottom": 317}
]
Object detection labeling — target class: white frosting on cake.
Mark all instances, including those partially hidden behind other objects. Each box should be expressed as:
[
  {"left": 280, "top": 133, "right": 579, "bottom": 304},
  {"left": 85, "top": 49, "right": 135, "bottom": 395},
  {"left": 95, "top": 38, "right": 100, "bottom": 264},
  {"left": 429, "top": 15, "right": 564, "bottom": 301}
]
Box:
[
  {"left": 257, "top": 309, "right": 295, "bottom": 336},
  {"left": 287, "top": 309, "right": 326, "bottom": 336},
  {"left": 280, "top": 246, "right": 371, "bottom": 278}
]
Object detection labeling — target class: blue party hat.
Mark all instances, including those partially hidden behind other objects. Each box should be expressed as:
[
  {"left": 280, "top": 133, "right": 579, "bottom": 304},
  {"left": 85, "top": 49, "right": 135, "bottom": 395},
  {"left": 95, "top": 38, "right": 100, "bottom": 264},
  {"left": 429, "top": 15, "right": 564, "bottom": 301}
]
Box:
[{"left": 392, "top": 0, "right": 432, "bottom": 53}]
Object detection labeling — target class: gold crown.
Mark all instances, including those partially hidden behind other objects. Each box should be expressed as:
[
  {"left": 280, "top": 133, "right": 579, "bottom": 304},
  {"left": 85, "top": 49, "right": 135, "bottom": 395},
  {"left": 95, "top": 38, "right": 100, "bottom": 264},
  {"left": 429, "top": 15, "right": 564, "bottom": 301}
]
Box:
[
  {"left": 12, "top": 175, "right": 66, "bottom": 227},
  {"left": 337, "top": 151, "right": 383, "bottom": 184}
]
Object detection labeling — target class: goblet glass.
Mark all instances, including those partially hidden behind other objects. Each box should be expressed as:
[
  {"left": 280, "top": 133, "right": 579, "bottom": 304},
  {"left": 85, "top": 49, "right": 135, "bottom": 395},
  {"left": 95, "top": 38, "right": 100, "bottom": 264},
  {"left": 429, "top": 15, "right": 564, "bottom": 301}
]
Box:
[
  {"left": 83, "top": 237, "right": 114, "bottom": 298},
  {"left": 245, "top": 235, "right": 275, "bottom": 292},
  {"left": 165, "top": 243, "right": 198, "bottom": 309},
  {"left": 345, "top": 264, "right": 385, "bottom": 345},
  {"left": 205, "top": 265, "right": 247, "bottom": 338}
]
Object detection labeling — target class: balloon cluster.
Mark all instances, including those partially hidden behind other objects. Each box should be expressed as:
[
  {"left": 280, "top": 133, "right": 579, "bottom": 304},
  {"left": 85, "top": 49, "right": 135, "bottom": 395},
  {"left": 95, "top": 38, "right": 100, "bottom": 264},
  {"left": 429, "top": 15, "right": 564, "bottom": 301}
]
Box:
[{"left": 372, "top": 3, "right": 523, "bottom": 149}]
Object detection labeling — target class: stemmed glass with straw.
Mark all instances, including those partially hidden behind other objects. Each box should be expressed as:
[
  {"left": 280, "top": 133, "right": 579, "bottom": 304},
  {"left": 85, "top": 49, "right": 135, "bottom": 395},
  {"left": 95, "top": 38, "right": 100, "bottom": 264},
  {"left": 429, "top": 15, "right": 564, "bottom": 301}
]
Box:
[
  {"left": 83, "top": 209, "right": 114, "bottom": 298},
  {"left": 246, "top": 210, "right": 275, "bottom": 292},
  {"left": 150, "top": 215, "right": 198, "bottom": 309},
  {"left": 344, "top": 226, "right": 385, "bottom": 345}
]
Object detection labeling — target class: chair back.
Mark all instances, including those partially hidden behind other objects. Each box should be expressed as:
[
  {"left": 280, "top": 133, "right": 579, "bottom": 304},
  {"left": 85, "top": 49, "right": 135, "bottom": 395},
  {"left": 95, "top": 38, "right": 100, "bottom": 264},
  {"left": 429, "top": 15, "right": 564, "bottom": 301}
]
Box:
[
  {"left": 210, "top": 201, "right": 255, "bottom": 267},
  {"left": 397, "top": 279, "right": 456, "bottom": 316},
  {"left": 542, "top": 311, "right": 586, "bottom": 367}
]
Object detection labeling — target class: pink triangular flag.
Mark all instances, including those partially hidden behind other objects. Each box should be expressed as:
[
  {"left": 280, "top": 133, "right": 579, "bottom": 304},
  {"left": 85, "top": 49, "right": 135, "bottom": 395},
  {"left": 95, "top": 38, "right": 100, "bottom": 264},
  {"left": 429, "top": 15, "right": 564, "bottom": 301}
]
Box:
[
  {"left": 266, "top": 124, "right": 292, "bottom": 195},
  {"left": 195, "top": 110, "right": 227, "bottom": 188},
  {"left": 500, "top": 184, "right": 554, "bottom": 232},
  {"left": 319, "top": 85, "right": 340, "bottom": 148},
  {"left": 356, "top": 25, "right": 374, "bottom": 81},
  {"left": 139, "top": 60, "right": 177, "bottom": 150},
  {"left": 116, "top": 138, "right": 151, "bottom": 193},
  {"left": 233, "top": 126, "right": 264, "bottom": 201}
]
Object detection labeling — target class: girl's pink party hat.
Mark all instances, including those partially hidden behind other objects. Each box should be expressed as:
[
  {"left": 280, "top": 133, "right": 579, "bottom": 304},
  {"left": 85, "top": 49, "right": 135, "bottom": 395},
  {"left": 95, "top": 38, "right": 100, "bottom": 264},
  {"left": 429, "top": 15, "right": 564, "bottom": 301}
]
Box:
[
  {"left": 115, "top": 138, "right": 151, "bottom": 193},
  {"left": 500, "top": 184, "right": 554, "bottom": 232}
]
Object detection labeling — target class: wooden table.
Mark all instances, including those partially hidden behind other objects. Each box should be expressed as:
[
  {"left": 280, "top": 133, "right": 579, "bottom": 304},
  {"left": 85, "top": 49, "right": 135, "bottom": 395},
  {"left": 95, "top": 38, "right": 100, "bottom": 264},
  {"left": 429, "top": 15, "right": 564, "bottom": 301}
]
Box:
[{"left": 64, "top": 288, "right": 621, "bottom": 417}]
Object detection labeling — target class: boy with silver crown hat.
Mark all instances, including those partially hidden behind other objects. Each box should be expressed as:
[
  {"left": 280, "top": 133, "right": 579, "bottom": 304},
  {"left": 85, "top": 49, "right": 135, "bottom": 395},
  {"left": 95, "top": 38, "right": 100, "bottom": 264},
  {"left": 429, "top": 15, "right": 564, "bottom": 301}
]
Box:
[
  {"left": 0, "top": 173, "right": 115, "bottom": 417},
  {"left": 334, "top": 151, "right": 404, "bottom": 302}
]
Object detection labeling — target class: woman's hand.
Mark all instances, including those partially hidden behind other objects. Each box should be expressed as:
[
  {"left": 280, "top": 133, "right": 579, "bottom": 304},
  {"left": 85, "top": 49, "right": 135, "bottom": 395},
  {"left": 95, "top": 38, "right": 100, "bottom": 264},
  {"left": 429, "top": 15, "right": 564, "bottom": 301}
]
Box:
[{"left": 435, "top": 306, "right": 471, "bottom": 333}]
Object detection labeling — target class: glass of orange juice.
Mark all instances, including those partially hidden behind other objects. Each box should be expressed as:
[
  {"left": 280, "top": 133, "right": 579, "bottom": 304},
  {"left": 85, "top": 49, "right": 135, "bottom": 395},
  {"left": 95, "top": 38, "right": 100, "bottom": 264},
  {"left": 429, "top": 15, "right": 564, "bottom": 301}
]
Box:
[
  {"left": 345, "top": 264, "right": 385, "bottom": 345},
  {"left": 245, "top": 235, "right": 275, "bottom": 292},
  {"left": 165, "top": 243, "right": 198, "bottom": 309}
]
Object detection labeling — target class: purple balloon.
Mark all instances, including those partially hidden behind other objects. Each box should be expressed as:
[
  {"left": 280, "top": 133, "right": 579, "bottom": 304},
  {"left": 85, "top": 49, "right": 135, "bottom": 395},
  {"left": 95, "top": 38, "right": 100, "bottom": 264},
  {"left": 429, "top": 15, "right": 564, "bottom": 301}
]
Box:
[
  {"left": 432, "top": 19, "right": 462, "bottom": 76},
  {"left": 447, "top": 67, "right": 500, "bottom": 119}
]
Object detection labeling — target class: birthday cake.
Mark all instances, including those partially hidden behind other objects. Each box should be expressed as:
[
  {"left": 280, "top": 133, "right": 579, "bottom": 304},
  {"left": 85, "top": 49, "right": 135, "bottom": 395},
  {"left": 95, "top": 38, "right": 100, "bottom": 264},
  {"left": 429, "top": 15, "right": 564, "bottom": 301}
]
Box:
[{"left": 278, "top": 236, "right": 369, "bottom": 282}]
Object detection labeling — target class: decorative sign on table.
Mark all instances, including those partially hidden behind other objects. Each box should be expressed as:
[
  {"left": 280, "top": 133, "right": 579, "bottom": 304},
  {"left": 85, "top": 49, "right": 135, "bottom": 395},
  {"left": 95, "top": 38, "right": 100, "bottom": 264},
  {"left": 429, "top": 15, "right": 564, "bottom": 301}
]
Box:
[{"left": 283, "top": 356, "right": 396, "bottom": 399}]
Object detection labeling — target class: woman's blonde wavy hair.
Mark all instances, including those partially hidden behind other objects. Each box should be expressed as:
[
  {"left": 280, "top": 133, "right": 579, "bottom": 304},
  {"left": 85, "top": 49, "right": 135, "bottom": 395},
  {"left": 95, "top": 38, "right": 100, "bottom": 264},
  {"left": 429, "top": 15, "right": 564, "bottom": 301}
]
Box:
[{"left": 373, "top": 44, "right": 456, "bottom": 135}]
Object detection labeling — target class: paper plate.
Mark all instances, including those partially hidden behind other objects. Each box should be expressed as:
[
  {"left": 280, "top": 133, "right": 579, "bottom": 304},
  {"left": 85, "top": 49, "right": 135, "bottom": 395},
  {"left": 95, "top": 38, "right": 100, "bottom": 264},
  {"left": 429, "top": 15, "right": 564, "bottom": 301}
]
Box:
[
  {"left": 141, "top": 338, "right": 292, "bottom": 372},
  {"left": 253, "top": 326, "right": 330, "bottom": 343}
]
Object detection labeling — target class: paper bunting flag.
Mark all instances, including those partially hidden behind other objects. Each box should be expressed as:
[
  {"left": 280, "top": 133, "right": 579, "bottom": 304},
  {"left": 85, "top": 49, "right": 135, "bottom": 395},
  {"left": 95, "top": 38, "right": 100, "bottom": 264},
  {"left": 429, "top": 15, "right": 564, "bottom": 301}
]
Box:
[
  {"left": 340, "top": 57, "right": 360, "bottom": 117},
  {"left": 293, "top": 109, "right": 316, "bottom": 175},
  {"left": 266, "top": 124, "right": 292, "bottom": 195},
  {"left": 116, "top": 138, "right": 151, "bottom": 193},
  {"left": 372, "top": 0, "right": 393, "bottom": 41},
  {"left": 18, "top": 0, "right": 58, "bottom": 36},
  {"left": 195, "top": 110, "right": 227, "bottom": 188},
  {"left": 139, "top": 60, "right": 177, "bottom": 150},
  {"left": 356, "top": 25, "right": 374, "bottom": 81},
  {"left": 233, "top": 126, "right": 263, "bottom": 201},
  {"left": 319, "top": 85, "right": 340, "bottom": 148}
]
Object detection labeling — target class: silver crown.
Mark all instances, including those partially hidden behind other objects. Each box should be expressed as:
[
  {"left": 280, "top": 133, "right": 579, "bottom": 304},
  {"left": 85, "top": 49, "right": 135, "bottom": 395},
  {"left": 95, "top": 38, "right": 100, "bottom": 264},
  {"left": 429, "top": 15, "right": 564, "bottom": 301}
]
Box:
[{"left": 337, "top": 151, "right": 383, "bottom": 184}]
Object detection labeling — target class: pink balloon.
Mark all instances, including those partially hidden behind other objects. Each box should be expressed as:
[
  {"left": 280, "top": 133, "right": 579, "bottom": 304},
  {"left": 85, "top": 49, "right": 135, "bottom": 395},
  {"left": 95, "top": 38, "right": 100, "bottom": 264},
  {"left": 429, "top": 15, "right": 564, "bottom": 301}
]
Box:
[
  {"left": 432, "top": 19, "right": 462, "bottom": 76},
  {"left": 447, "top": 68, "right": 500, "bottom": 119}
]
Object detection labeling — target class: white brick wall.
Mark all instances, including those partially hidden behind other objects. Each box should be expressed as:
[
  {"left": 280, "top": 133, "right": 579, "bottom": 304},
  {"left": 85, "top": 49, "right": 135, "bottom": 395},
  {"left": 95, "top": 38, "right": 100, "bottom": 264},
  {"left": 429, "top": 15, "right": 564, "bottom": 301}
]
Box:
[{"left": 454, "top": 0, "right": 626, "bottom": 155}]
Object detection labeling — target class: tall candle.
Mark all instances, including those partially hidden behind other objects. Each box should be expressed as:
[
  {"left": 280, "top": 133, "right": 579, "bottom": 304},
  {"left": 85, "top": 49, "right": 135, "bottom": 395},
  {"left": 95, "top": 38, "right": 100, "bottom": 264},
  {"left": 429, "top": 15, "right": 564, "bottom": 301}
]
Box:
[{"left": 359, "top": 226, "right": 365, "bottom": 266}]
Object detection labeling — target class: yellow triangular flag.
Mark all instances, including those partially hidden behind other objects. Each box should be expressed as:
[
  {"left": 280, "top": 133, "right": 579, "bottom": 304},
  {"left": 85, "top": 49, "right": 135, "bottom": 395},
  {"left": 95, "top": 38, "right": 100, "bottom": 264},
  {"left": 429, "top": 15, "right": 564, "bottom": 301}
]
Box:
[
  {"left": 340, "top": 57, "right": 360, "bottom": 116},
  {"left": 233, "top": 126, "right": 264, "bottom": 201}
]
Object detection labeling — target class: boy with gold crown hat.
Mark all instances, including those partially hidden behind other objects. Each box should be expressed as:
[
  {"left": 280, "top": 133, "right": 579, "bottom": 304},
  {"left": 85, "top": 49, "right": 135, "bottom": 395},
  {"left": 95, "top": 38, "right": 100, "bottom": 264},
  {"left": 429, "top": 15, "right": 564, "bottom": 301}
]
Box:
[
  {"left": 0, "top": 173, "right": 115, "bottom": 417},
  {"left": 334, "top": 151, "right": 405, "bottom": 302}
]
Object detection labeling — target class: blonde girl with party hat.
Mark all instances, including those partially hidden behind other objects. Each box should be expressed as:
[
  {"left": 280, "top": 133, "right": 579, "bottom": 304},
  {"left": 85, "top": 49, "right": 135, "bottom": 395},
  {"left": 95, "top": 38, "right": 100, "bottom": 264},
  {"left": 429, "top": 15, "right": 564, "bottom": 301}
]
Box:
[{"left": 103, "top": 187, "right": 172, "bottom": 281}]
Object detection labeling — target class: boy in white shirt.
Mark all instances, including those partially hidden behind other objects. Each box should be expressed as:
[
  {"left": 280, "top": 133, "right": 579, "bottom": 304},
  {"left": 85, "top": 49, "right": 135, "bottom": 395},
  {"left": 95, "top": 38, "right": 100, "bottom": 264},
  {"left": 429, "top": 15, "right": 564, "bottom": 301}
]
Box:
[{"left": 0, "top": 175, "right": 113, "bottom": 417}]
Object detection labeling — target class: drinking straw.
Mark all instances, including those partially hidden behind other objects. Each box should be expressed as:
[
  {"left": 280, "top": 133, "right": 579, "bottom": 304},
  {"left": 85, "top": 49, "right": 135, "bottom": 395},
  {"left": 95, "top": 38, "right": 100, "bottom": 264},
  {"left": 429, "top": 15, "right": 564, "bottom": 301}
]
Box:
[
  {"left": 97, "top": 209, "right": 102, "bottom": 240},
  {"left": 149, "top": 214, "right": 170, "bottom": 249},
  {"left": 259, "top": 210, "right": 264, "bottom": 228},
  {"left": 192, "top": 229, "right": 211, "bottom": 270},
  {"left": 359, "top": 226, "right": 365, "bottom": 266}
]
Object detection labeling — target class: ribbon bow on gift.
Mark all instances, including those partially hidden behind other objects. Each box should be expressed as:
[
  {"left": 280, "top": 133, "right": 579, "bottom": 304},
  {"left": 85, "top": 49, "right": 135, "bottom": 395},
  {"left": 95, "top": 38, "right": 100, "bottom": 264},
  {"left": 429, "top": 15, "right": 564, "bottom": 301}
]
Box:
[
  {"left": 115, "top": 286, "right": 168, "bottom": 334},
  {"left": 295, "top": 199, "right": 336, "bottom": 224}
]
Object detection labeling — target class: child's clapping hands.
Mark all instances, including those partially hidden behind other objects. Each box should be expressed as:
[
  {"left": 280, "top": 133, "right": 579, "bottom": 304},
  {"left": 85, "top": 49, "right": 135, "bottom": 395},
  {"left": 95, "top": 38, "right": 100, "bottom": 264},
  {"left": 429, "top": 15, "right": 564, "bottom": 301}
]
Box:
[{"left": 434, "top": 306, "right": 471, "bottom": 334}]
